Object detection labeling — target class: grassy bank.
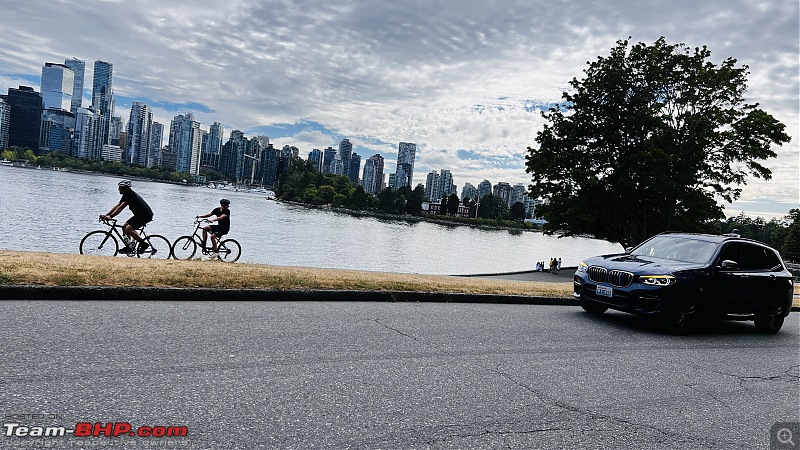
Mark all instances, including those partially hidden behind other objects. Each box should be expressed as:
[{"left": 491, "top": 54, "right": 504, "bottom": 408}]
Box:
[{"left": 0, "top": 250, "right": 572, "bottom": 297}]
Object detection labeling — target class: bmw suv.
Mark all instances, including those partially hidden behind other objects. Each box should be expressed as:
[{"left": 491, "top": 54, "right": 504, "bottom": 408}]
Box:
[{"left": 573, "top": 232, "right": 794, "bottom": 333}]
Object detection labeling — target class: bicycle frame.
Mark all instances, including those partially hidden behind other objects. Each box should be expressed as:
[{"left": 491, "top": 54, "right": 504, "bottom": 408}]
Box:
[{"left": 79, "top": 218, "right": 171, "bottom": 258}]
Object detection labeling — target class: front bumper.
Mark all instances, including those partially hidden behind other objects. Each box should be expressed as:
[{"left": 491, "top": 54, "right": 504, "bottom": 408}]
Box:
[{"left": 574, "top": 274, "right": 676, "bottom": 316}]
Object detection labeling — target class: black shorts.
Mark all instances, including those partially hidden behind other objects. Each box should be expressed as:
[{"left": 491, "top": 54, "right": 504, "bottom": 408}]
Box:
[
  {"left": 126, "top": 215, "right": 153, "bottom": 230},
  {"left": 210, "top": 224, "right": 228, "bottom": 238}
]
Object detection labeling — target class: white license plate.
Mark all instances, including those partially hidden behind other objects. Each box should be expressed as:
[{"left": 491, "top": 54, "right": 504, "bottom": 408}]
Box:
[{"left": 596, "top": 285, "right": 613, "bottom": 298}]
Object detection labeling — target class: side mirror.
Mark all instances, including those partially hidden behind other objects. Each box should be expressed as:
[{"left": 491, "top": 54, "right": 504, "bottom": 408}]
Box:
[{"left": 720, "top": 260, "right": 739, "bottom": 270}]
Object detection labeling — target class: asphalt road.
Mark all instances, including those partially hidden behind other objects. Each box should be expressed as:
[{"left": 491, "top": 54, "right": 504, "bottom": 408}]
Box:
[{"left": 1, "top": 300, "right": 798, "bottom": 449}]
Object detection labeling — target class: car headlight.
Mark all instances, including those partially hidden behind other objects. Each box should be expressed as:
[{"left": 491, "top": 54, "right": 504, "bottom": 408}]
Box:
[
  {"left": 639, "top": 275, "right": 677, "bottom": 286},
  {"left": 577, "top": 261, "right": 588, "bottom": 273}
]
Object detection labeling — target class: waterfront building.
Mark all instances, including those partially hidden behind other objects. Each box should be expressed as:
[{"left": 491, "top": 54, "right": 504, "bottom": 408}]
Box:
[
  {"left": 339, "top": 137, "right": 352, "bottom": 167},
  {"left": 201, "top": 122, "right": 224, "bottom": 169},
  {"left": 425, "top": 171, "right": 440, "bottom": 201},
  {"left": 308, "top": 149, "right": 323, "bottom": 172},
  {"left": 395, "top": 142, "right": 416, "bottom": 188},
  {"left": 64, "top": 58, "right": 85, "bottom": 113},
  {"left": 149, "top": 122, "right": 163, "bottom": 167},
  {"left": 109, "top": 116, "right": 123, "bottom": 146},
  {"left": 0, "top": 98, "right": 9, "bottom": 150},
  {"left": 127, "top": 102, "right": 152, "bottom": 166},
  {"left": 461, "top": 182, "right": 478, "bottom": 203},
  {"left": 91, "top": 61, "right": 114, "bottom": 150},
  {"left": 73, "top": 107, "right": 97, "bottom": 159},
  {"left": 160, "top": 148, "right": 177, "bottom": 171},
  {"left": 101, "top": 144, "right": 122, "bottom": 161},
  {"left": 168, "top": 113, "right": 202, "bottom": 175},
  {"left": 40, "top": 109, "right": 75, "bottom": 153},
  {"left": 41, "top": 63, "right": 74, "bottom": 112},
  {"left": 439, "top": 169, "right": 456, "bottom": 198},
  {"left": 220, "top": 130, "right": 246, "bottom": 182},
  {"left": 361, "top": 154, "right": 384, "bottom": 195},
  {"left": 5, "top": 86, "right": 43, "bottom": 152},
  {"left": 348, "top": 152, "right": 361, "bottom": 185},
  {"left": 322, "top": 146, "right": 336, "bottom": 173},
  {"left": 260, "top": 144, "right": 280, "bottom": 187},
  {"left": 510, "top": 183, "right": 528, "bottom": 208},
  {"left": 493, "top": 182, "right": 513, "bottom": 207},
  {"left": 388, "top": 173, "right": 398, "bottom": 190},
  {"left": 330, "top": 151, "right": 344, "bottom": 176},
  {"left": 477, "top": 179, "right": 492, "bottom": 200}
]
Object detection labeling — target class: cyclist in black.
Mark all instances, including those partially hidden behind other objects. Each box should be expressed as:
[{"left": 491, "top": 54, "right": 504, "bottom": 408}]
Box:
[
  {"left": 197, "top": 199, "right": 231, "bottom": 259},
  {"left": 101, "top": 179, "right": 154, "bottom": 254}
]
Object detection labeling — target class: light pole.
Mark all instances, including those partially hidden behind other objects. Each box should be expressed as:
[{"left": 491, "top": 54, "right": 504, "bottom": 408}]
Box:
[{"left": 243, "top": 148, "right": 261, "bottom": 186}]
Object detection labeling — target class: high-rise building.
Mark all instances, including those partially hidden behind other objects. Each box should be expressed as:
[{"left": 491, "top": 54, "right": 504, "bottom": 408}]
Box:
[
  {"left": 339, "top": 138, "right": 352, "bottom": 174},
  {"left": 395, "top": 142, "right": 416, "bottom": 188},
  {"left": 91, "top": 60, "right": 114, "bottom": 149},
  {"left": 511, "top": 183, "right": 528, "bottom": 207},
  {"left": 220, "top": 130, "right": 246, "bottom": 182},
  {"left": 425, "top": 171, "right": 440, "bottom": 201},
  {"left": 322, "top": 146, "right": 336, "bottom": 173},
  {"left": 308, "top": 149, "right": 323, "bottom": 172},
  {"left": 201, "top": 122, "right": 224, "bottom": 169},
  {"left": 168, "top": 113, "right": 202, "bottom": 175},
  {"left": 0, "top": 98, "right": 9, "bottom": 150},
  {"left": 149, "top": 122, "right": 164, "bottom": 167},
  {"left": 361, "top": 154, "right": 384, "bottom": 195},
  {"left": 41, "top": 63, "right": 74, "bottom": 112},
  {"left": 439, "top": 169, "right": 455, "bottom": 198},
  {"left": 73, "top": 107, "right": 97, "bottom": 159},
  {"left": 109, "top": 116, "right": 123, "bottom": 146},
  {"left": 127, "top": 102, "right": 152, "bottom": 166},
  {"left": 6, "top": 86, "right": 43, "bottom": 152},
  {"left": 348, "top": 153, "right": 361, "bottom": 185},
  {"left": 64, "top": 58, "right": 85, "bottom": 112},
  {"left": 493, "top": 182, "right": 513, "bottom": 207},
  {"left": 477, "top": 179, "right": 492, "bottom": 200},
  {"left": 460, "top": 182, "right": 478, "bottom": 203}
]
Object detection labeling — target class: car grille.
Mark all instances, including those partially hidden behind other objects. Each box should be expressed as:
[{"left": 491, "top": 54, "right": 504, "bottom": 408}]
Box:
[{"left": 587, "top": 266, "right": 634, "bottom": 287}]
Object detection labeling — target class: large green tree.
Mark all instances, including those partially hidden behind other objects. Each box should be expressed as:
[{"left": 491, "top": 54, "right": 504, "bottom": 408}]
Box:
[{"left": 526, "top": 37, "right": 790, "bottom": 246}]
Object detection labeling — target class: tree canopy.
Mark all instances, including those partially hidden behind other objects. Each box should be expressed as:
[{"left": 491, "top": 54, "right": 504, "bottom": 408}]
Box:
[{"left": 526, "top": 37, "right": 791, "bottom": 246}]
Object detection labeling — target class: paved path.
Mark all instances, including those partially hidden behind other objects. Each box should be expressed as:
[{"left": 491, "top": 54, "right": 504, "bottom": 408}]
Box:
[{"left": 1, "top": 300, "right": 796, "bottom": 449}]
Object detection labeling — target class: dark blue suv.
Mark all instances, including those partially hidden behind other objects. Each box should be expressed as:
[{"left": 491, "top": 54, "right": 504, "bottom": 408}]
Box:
[{"left": 573, "top": 232, "right": 794, "bottom": 333}]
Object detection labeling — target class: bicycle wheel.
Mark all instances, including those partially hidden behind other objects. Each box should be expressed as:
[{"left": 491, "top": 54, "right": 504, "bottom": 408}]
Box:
[
  {"left": 218, "top": 239, "right": 241, "bottom": 262},
  {"left": 79, "top": 230, "right": 119, "bottom": 257},
  {"left": 139, "top": 234, "right": 172, "bottom": 259},
  {"left": 171, "top": 236, "right": 198, "bottom": 260}
]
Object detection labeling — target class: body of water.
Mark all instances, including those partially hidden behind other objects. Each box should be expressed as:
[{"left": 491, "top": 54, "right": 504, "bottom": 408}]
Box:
[{"left": 0, "top": 165, "right": 623, "bottom": 275}]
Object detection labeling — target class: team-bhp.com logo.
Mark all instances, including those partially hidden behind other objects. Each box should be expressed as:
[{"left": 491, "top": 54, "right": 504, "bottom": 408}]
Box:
[{"left": 3, "top": 422, "right": 188, "bottom": 438}]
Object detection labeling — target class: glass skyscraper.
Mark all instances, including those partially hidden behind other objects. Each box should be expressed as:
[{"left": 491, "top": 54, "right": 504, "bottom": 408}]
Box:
[
  {"left": 41, "top": 63, "right": 74, "bottom": 112},
  {"left": 395, "top": 142, "right": 416, "bottom": 188},
  {"left": 91, "top": 60, "right": 114, "bottom": 148},
  {"left": 64, "top": 58, "right": 85, "bottom": 112}
]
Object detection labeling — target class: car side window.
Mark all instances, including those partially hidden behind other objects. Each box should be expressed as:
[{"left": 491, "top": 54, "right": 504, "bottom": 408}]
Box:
[
  {"left": 717, "top": 243, "right": 742, "bottom": 269},
  {"left": 741, "top": 244, "right": 781, "bottom": 271}
]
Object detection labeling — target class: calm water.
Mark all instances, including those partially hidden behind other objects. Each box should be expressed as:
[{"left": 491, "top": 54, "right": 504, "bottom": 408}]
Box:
[{"left": 0, "top": 165, "right": 622, "bottom": 275}]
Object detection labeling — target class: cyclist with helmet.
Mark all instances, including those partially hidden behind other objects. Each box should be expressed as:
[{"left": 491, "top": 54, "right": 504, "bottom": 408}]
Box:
[
  {"left": 196, "top": 199, "right": 231, "bottom": 259},
  {"left": 101, "top": 179, "right": 154, "bottom": 254}
]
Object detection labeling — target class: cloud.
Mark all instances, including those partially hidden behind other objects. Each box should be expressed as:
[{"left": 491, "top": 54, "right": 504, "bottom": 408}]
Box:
[{"left": 1, "top": 0, "right": 797, "bottom": 217}]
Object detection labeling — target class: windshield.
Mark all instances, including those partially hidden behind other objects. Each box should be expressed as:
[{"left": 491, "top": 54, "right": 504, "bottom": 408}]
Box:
[{"left": 630, "top": 236, "right": 718, "bottom": 264}]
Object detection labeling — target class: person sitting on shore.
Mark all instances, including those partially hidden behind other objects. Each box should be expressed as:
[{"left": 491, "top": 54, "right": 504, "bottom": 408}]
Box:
[{"left": 535, "top": 261, "right": 543, "bottom": 272}]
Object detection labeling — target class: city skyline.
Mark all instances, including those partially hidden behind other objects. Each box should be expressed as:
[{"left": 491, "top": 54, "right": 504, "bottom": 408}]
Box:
[{"left": 0, "top": 0, "right": 797, "bottom": 219}]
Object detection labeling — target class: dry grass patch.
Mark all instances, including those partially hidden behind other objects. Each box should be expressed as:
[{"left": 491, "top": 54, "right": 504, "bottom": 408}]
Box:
[{"left": 0, "top": 250, "right": 572, "bottom": 297}]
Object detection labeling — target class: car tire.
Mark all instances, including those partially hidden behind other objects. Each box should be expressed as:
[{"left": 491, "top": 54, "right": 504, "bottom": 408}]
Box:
[
  {"left": 754, "top": 297, "right": 786, "bottom": 334},
  {"left": 581, "top": 299, "right": 608, "bottom": 315}
]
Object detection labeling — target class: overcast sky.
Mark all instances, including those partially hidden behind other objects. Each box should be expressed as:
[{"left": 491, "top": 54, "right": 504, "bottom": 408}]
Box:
[{"left": 1, "top": 0, "right": 797, "bottom": 218}]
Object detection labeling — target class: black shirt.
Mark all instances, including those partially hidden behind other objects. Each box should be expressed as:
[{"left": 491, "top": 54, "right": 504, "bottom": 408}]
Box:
[
  {"left": 121, "top": 190, "right": 153, "bottom": 219},
  {"left": 211, "top": 207, "right": 230, "bottom": 233}
]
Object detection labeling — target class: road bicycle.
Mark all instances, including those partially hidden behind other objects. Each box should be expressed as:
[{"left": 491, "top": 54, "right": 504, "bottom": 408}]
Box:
[
  {"left": 79, "top": 217, "right": 172, "bottom": 259},
  {"left": 171, "top": 218, "right": 241, "bottom": 262}
]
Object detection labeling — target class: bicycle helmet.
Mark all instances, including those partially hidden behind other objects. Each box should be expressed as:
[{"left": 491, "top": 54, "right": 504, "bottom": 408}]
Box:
[
  {"left": 118, "top": 179, "right": 132, "bottom": 187},
  {"left": 220, "top": 198, "right": 230, "bottom": 205}
]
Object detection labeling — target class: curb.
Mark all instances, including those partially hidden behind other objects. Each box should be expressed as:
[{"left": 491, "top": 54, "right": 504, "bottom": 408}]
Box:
[{"left": 0, "top": 285, "right": 577, "bottom": 305}]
